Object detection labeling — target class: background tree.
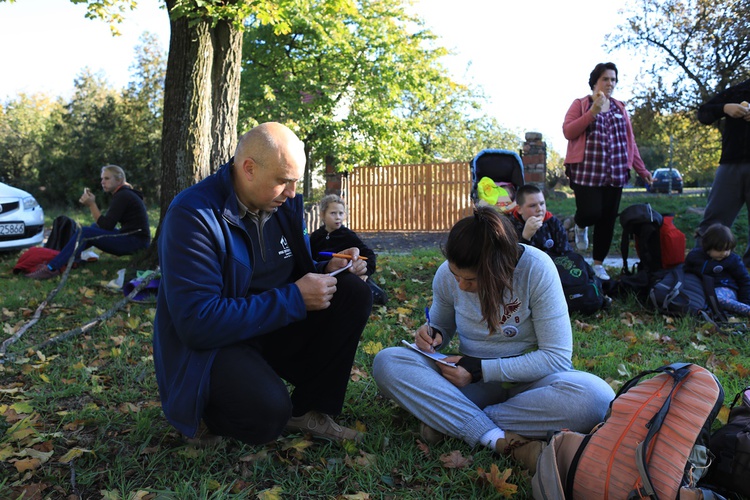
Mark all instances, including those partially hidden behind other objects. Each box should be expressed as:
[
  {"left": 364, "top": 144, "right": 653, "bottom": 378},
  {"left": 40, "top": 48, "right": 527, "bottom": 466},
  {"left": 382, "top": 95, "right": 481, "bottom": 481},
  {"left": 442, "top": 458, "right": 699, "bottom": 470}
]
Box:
[
  {"left": 0, "top": 33, "right": 165, "bottom": 208},
  {"left": 0, "top": 93, "right": 61, "bottom": 192},
  {"left": 607, "top": 0, "right": 750, "bottom": 183},
  {"left": 239, "top": 0, "right": 519, "bottom": 199}
]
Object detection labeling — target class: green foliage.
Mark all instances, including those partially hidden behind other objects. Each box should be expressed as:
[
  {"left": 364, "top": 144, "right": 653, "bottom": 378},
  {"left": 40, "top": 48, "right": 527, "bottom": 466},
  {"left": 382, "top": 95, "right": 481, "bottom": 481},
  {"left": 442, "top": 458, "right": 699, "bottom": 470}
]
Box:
[
  {"left": 607, "top": 0, "right": 750, "bottom": 187},
  {"left": 608, "top": 0, "right": 750, "bottom": 186},
  {"left": 631, "top": 106, "right": 721, "bottom": 186},
  {"left": 0, "top": 33, "right": 164, "bottom": 208},
  {"left": 609, "top": 0, "right": 750, "bottom": 110},
  {"left": 239, "top": 0, "right": 520, "bottom": 187},
  {"left": 0, "top": 93, "right": 63, "bottom": 192}
]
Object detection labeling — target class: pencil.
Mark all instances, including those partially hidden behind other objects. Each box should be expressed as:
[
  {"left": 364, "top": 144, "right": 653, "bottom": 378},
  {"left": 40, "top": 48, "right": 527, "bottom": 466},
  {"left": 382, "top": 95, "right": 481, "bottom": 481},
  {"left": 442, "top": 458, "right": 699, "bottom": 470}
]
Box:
[{"left": 318, "top": 252, "right": 368, "bottom": 261}]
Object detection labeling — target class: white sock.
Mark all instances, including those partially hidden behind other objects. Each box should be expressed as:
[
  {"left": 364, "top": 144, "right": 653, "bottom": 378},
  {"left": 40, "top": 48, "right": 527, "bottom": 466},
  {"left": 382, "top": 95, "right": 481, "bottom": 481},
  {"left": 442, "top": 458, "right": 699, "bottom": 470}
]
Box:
[{"left": 480, "top": 428, "right": 506, "bottom": 449}]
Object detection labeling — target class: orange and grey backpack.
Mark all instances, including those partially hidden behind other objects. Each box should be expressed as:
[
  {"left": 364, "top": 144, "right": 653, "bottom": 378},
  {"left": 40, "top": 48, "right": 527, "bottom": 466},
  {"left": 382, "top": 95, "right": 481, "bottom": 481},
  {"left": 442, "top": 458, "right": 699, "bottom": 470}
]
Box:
[{"left": 532, "top": 363, "right": 726, "bottom": 499}]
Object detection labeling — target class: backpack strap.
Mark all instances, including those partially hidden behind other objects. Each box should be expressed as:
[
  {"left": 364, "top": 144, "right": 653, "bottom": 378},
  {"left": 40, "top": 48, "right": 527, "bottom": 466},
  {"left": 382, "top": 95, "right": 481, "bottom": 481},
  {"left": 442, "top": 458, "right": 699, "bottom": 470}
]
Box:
[
  {"left": 565, "top": 433, "right": 593, "bottom": 499},
  {"left": 621, "top": 222, "right": 632, "bottom": 275},
  {"left": 700, "top": 274, "right": 729, "bottom": 323},
  {"left": 627, "top": 364, "right": 693, "bottom": 500}
]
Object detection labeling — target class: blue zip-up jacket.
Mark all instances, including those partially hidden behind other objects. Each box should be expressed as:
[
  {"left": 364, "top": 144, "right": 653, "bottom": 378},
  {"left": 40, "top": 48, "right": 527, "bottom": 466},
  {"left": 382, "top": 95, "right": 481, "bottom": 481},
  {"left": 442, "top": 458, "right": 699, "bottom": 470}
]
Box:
[
  {"left": 153, "top": 160, "right": 326, "bottom": 437},
  {"left": 685, "top": 247, "right": 750, "bottom": 304}
]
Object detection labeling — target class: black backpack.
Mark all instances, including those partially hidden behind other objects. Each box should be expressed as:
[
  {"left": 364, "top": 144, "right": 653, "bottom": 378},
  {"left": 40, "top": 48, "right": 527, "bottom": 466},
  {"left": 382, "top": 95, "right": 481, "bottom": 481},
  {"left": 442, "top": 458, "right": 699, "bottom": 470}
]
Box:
[
  {"left": 551, "top": 251, "right": 604, "bottom": 314},
  {"left": 648, "top": 265, "right": 727, "bottom": 323},
  {"left": 620, "top": 203, "right": 663, "bottom": 275},
  {"left": 44, "top": 215, "right": 77, "bottom": 251},
  {"left": 702, "top": 386, "right": 750, "bottom": 498}
]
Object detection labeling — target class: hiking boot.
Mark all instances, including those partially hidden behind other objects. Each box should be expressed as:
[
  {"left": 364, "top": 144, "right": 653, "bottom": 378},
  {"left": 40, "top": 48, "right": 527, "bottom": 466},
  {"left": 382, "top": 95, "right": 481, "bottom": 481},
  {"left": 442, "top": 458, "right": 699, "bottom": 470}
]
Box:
[
  {"left": 574, "top": 225, "right": 589, "bottom": 250},
  {"left": 495, "top": 431, "right": 546, "bottom": 474},
  {"left": 592, "top": 264, "right": 611, "bottom": 281},
  {"left": 26, "top": 265, "right": 61, "bottom": 280},
  {"left": 286, "top": 411, "right": 362, "bottom": 443},
  {"left": 419, "top": 421, "right": 445, "bottom": 445}
]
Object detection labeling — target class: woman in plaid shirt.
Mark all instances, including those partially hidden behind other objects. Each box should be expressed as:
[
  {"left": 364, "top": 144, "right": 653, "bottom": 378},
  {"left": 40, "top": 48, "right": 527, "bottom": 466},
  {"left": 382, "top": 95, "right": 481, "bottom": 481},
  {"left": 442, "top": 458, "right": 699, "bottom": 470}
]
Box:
[{"left": 563, "top": 62, "right": 653, "bottom": 281}]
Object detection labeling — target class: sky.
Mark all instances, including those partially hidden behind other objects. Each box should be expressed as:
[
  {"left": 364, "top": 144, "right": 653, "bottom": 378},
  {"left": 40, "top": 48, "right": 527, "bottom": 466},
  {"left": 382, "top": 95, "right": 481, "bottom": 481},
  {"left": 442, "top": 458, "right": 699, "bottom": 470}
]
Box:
[{"left": 0, "top": 0, "right": 639, "bottom": 155}]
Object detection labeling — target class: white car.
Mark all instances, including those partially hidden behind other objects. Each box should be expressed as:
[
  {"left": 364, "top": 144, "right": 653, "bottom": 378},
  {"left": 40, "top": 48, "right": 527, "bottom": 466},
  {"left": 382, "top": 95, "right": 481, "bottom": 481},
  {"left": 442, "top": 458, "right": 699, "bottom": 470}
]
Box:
[{"left": 0, "top": 182, "right": 45, "bottom": 251}]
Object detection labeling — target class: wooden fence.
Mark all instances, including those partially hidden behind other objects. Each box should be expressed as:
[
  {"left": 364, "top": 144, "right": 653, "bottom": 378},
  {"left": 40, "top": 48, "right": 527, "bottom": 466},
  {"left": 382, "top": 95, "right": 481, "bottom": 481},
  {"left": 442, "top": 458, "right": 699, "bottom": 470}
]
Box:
[{"left": 344, "top": 162, "right": 474, "bottom": 232}]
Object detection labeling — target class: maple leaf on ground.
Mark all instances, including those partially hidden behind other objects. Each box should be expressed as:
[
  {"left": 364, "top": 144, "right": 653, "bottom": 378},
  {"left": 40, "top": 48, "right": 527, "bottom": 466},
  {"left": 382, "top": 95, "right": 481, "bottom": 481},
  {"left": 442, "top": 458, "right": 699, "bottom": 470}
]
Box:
[
  {"left": 439, "top": 449, "right": 472, "bottom": 469},
  {"left": 476, "top": 464, "right": 519, "bottom": 497},
  {"left": 416, "top": 439, "right": 430, "bottom": 457}
]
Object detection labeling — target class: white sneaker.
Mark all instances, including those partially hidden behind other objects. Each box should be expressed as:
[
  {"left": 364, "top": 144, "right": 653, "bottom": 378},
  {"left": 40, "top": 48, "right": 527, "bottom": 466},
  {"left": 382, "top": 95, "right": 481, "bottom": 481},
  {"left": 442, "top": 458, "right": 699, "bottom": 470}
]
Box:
[
  {"left": 592, "top": 264, "right": 610, "bottom": 281},
  {"left": 574, "top": 225, "right": 589, "bottom": 250}
]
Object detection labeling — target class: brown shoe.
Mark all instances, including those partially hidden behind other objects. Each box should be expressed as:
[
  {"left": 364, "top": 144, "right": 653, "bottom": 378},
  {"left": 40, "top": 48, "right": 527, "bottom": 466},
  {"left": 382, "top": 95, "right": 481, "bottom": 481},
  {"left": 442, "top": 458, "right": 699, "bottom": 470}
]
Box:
[
  {"left": 286, "top": 411, "right": 362, "bottom": 443},
  {"left": 26, "top": 265, "right": 61, "bottom": 280},
  {"left": 183, "top": 421, "right": 223, "bottom": 447},
  {"left": 495, "top": 431, "right": 545, "bottom": 474},
  {"left": 419, "top": 421, "right": 445, "bottom": 445}
]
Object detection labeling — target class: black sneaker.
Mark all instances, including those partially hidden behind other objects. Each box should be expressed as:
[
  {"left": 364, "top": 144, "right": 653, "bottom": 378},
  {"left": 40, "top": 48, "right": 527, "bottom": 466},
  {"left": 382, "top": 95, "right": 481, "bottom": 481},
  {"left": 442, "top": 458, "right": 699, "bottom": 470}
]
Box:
[{"left": 367, "top": 279, "right": 388, "bottom": 305}]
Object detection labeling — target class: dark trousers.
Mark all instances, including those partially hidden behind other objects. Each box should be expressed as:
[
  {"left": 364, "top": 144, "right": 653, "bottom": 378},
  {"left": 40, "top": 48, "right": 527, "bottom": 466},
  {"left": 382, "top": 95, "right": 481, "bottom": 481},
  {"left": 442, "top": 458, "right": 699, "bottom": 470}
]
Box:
[
  {"left": 49, "top": 225, "right": 149, "bottom": 270},
  {"left": 571, "top": 183, "right": 623, "bottom": 262},
  {"left": 202, "top": 272, "right": 373, "bottom": 444},
  {"left": 697, "top": 162, "right": 750, "bottom": 267}
]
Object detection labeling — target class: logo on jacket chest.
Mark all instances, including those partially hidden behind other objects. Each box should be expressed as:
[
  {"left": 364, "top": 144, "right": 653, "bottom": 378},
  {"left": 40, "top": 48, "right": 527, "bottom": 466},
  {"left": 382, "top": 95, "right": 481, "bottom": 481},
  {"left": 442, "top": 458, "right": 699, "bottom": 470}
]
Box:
[
  {"left": 500, "top": 298, "right": 521, "bottom": 325},
  {"left": 278, "top": 236, "right": 293, "bottom": 259}
]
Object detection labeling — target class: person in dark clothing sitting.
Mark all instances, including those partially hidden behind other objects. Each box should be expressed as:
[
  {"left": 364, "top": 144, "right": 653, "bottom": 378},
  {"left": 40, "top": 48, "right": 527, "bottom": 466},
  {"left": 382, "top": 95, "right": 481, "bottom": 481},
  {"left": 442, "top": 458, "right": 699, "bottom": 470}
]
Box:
[
  {"left": 508, "top": 185, "right": 571, "bottom": 256},
  {"left": 27, "top": 165, "right": 150, "bottom": 279},
  {"left": 310, "top": 194, "right": 388, "bottom": 305}
]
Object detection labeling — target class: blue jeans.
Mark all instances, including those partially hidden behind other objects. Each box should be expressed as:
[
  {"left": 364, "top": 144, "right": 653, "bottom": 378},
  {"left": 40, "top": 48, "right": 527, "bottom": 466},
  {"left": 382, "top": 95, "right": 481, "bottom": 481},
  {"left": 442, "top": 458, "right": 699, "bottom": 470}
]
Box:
[
  {"left": 716, "top": 287, "right": 750, "bottom": 317},
  {"left": 49, "top": 225, "right": 150, "bottom": 270}
]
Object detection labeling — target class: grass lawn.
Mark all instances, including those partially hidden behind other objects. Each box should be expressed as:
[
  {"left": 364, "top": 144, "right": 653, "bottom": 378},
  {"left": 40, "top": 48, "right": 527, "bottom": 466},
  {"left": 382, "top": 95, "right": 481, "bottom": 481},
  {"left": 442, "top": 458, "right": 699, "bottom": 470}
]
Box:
[{"left": 1, "top": 193, "right": 749, "bottom": 499}]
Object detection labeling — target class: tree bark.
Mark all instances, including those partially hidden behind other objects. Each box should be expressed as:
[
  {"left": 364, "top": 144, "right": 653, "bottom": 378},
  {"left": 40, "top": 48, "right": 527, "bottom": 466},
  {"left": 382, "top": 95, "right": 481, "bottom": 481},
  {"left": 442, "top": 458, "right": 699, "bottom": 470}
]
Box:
[
  {"left": 210, "top": 20, "right": 242, "bottom": 169},
  {"left": 140, "top": 1, "right": 243, "bottom": 267}
]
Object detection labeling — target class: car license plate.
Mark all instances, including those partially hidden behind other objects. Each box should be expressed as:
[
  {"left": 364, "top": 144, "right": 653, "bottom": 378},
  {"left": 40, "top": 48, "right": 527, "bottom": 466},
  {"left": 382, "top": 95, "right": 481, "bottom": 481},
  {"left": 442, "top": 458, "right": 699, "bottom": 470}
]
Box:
[{"left": 0, "top": 222, "right": 24, "bottom": 236}]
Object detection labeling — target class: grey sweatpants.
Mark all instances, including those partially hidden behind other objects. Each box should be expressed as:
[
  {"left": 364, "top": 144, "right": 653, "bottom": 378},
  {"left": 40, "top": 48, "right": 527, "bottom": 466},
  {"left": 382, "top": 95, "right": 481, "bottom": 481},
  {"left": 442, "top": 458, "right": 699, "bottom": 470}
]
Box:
[
  {"left": 697, "top": 162, "right": 750, "bottom": 267},
  {"left": 372, "top": 346, "right": 614, "bottom": 446}
]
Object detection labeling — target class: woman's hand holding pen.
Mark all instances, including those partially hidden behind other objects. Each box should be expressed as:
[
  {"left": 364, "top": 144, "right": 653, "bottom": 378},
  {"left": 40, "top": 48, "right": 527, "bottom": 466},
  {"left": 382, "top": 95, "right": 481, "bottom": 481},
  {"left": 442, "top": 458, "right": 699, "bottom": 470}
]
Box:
[{"left": 415, "top": 324, "right": 442, "bottom": 353}]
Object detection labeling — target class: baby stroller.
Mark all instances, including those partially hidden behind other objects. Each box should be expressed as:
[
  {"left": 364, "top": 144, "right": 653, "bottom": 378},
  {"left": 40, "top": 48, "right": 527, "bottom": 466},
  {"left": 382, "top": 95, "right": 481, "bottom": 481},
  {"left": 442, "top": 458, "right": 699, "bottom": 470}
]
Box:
[{"left": 470, "top": 149, "right": 525, "bottom": 212}]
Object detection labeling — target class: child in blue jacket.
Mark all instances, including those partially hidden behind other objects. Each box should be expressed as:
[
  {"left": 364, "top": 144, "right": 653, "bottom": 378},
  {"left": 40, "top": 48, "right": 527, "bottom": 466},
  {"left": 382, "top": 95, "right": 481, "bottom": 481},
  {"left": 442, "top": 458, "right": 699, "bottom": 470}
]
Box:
[{"left": 685, "top": 223, "right": 750, "bottom": 316}]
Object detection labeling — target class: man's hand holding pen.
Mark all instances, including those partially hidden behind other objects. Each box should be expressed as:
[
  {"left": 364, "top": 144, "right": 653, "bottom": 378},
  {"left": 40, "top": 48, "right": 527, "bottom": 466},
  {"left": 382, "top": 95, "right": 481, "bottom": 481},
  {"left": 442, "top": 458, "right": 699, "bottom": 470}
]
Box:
[{"left": 321, "top": 248, "right": 367, "bottom": 277}]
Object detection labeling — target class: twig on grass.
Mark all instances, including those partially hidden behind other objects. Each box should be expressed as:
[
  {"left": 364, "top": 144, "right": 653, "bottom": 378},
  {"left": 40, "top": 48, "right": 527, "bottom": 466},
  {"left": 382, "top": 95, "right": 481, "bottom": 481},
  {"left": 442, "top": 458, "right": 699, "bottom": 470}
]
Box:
[
  {"left": 33, "top": 269, "right": 159, "bottom": 351},
  {"left": 0, "top": 226, "right": 83, "bottom": 358}
]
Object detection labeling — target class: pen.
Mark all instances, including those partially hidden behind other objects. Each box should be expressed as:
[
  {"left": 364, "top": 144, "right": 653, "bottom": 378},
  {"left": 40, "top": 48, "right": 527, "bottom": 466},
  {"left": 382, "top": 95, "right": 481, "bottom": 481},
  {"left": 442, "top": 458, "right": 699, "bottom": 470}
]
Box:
[
  {"left": 318, "top": 252, "right": 368, "bottom": 261},
  {"left": 425, "top": 306, "right": 435, "bottom": 340}
]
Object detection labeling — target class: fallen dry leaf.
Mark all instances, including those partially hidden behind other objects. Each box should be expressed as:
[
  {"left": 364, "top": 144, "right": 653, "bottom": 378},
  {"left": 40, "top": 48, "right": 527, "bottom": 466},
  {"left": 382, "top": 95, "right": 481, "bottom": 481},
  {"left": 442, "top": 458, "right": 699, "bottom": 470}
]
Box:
[
  {"left": 439, "top": 449, "right": 472, "bottom": 469},
  {"left": 476, "top": 463, "right": 518, "bottom": 497}
]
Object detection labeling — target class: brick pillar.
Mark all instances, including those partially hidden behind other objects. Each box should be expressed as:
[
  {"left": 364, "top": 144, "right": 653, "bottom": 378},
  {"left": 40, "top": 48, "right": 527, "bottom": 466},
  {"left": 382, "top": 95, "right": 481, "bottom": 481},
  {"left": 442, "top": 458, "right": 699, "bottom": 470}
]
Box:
[
  {"left": 324, "top": 155, "right": 342, "bottom": 196},
  {"left": 521, "top": 131, "right": 547, "bottom": 190}
]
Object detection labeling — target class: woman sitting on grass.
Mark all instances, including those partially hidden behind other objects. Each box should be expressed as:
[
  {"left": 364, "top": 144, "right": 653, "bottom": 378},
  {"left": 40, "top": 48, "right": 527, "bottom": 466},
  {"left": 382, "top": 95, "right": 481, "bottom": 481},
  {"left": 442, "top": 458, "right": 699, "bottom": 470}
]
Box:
[{"left": 372, "top": 206, "right": 614, "bottom": 473}]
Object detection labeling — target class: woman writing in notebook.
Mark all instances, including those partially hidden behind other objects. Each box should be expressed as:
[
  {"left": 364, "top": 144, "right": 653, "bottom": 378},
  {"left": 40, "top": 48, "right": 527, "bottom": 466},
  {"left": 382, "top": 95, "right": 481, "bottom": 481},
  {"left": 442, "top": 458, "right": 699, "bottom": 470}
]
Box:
[{"left": 372, "top": 206, "right": 614, "bottom": 473}]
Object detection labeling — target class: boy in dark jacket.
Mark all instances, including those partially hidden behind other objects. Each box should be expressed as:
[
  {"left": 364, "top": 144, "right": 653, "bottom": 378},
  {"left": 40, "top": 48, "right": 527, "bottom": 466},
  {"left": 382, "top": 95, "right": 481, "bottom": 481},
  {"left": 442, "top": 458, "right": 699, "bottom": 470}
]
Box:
[
  {"left": 509, "top": 185, "right": 571, "bottom": 256},
  {"left": 310, "top": 194, "right": 388, "bottom": 305}
]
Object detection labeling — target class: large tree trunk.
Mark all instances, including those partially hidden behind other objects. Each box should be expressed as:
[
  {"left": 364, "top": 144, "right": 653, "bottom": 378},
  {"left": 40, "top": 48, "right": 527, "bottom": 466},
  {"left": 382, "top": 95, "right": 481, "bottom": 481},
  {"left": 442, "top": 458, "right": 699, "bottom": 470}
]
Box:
[
  {"left": 139, "top": 0, "right": 243, "bottom": 268},
  {"left": 210, "top": 20, "right": 242, "bottom": 169}
]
